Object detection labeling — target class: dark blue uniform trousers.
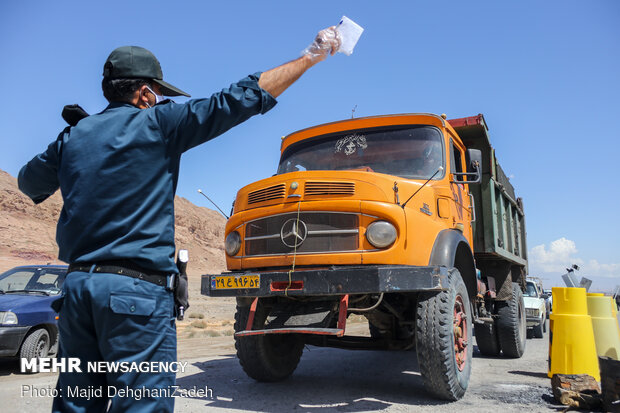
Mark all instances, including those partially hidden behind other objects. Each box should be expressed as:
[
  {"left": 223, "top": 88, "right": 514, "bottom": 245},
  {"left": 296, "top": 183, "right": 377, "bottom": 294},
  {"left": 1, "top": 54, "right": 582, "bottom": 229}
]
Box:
[{"left": 52, "top": 269, "right": 176, "bottom": 412}]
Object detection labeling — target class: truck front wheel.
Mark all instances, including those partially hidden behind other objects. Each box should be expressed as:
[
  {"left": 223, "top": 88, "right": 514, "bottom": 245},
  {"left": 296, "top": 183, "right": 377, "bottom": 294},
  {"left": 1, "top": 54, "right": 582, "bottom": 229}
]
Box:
[
  {"left": 234, "top": 299, "right": 304, "bottom": 382},
  {"left": 496, "top": 282, "right": 526, "bottom": 357},
  {"left": 416, "top": 268, "right": 472, "bottom": 401}
]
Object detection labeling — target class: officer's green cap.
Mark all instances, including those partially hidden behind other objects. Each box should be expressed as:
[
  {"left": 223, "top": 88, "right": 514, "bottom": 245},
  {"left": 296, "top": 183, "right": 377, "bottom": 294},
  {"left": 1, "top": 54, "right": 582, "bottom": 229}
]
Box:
[{"left": 103, "top": 46, "right": 190, "bottom": 97}]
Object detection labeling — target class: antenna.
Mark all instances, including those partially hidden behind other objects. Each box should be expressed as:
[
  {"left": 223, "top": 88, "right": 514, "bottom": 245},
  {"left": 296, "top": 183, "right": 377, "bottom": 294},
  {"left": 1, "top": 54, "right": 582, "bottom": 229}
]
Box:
[
  {"left": 197, "top": 189, "right": 229, "bottom": 219},
  {"left": 401, "top": 167, "right": 444, "bottom": 208},
  {"left": 351, "top": 104, "right": 357, "bottom": 119}
]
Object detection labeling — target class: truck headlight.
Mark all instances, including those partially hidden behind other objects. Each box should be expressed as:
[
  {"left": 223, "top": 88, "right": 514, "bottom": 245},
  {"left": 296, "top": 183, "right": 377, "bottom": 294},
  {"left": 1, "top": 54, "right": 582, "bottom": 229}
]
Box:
[
  {"left": 366, "top": 221, "right": 397, "bottom": 248},
  {"left": 225, "top": 231, "right": 241, "bottom": 256},
  {"left": 0, "top": 311, "right": 18, "bottom": 325}
]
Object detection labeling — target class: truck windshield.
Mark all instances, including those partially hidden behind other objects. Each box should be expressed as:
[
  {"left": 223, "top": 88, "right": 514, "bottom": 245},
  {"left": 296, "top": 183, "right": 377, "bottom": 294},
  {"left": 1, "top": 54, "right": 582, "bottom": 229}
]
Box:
[{"left": 277, "top": 126, "right": 445, "bottom": 180}]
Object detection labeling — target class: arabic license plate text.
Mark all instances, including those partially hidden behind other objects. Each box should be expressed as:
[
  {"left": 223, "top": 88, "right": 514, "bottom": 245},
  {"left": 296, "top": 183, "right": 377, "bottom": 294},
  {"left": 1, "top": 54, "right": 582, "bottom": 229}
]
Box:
[{"left": 212, "top": 275, "right": 260, "bottom": 289}]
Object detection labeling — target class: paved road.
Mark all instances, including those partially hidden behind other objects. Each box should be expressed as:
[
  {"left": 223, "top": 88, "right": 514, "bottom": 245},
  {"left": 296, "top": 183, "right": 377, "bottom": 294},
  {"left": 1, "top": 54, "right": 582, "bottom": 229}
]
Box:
[
  {"left": 173, "top": 324, "right": 557, "bottom": 413},
  {"left": 0, "top": 321, "right": 564, "bottom": 412}
]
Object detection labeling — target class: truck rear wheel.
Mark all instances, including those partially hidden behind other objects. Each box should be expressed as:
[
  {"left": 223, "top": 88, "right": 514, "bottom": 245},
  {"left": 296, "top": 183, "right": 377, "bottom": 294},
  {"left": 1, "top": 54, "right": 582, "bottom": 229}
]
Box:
[
  {"left": 496, "top": 282, "right": 526, "bottom": 357},
  {"left": 416, "top": 268, "right": 472, "bottom": 401},
  {"left": 234, "top": 299, "right": 304, "bottom": 382},
  {"left": 474, "top": 322, "right": 501, "bottom": 356}
]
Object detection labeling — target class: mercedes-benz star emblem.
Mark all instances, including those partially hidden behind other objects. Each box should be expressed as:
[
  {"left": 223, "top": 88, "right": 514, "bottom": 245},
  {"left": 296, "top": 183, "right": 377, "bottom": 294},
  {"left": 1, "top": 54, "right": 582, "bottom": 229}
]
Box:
[{"left": 280, "top": 218, "right": 308, "bottom": 248}]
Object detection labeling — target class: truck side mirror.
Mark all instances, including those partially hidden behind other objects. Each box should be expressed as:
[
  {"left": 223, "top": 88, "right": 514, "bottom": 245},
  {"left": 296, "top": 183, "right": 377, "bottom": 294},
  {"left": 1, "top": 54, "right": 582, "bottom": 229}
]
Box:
[
  {"left": 466, "top": 149, "right": 481, "bottom": 173},
  {"left": 452, "top": 149, "right": 482, "bottom": 184},
  {"left": 465, "top": 149, "right": 482, "bottom": 184}
]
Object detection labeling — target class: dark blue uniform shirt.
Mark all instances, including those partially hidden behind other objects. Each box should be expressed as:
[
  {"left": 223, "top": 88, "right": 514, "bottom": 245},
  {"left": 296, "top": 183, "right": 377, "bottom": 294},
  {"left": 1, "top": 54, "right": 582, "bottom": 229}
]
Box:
[{"left": 18, "top": 73, "right": 276, "bottom": 273}]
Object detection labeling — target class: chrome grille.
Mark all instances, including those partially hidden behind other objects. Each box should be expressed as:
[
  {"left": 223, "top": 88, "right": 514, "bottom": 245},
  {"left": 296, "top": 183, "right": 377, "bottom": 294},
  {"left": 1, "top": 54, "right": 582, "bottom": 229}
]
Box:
[
  {"left": 247, "top": 184, "right": 286, "bottom": 205},
  {"left": 244, "top": 212, "right": 359, "bottom": 256},
  {"left": 305, "top": 181, "right": 355, "bottom": 196}
]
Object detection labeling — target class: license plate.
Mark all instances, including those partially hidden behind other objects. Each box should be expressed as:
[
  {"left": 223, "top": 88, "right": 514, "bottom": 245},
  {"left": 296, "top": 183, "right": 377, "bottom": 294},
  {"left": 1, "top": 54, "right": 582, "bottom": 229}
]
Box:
[{"left": 211, "top": 274, "right": 260, "bottom": 290}]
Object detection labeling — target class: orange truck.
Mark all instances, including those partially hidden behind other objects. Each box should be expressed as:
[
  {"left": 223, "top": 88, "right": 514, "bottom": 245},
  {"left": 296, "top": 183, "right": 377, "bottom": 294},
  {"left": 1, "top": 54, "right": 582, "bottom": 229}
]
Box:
[{"left": 201, "top": 113, "right": 528, "bottom": 400}]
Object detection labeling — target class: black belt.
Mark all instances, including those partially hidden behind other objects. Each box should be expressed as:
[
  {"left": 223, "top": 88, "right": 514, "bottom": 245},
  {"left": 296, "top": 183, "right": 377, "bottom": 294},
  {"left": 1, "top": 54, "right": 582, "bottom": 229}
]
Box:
[{"left": 68, "top": 260, "right": 169, "bottom": 287}]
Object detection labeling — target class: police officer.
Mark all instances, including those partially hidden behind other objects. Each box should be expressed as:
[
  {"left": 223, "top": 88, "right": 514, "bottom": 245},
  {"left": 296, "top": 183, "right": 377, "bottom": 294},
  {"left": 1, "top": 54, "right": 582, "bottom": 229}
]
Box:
[{"left": 18, "top": 27, "right": 341, "bottom": 412}]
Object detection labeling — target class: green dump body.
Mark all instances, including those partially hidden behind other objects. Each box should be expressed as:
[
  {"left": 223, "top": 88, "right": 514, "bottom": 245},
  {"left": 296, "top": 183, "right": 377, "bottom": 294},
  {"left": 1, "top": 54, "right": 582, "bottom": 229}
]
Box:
[{"left": 449, "top": 114, "right": 528, "bottom": 273}]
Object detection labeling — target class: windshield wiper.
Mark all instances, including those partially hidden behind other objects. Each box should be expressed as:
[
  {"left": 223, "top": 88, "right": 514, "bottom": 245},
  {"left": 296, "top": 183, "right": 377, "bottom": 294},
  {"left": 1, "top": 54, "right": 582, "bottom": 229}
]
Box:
[
  {"left": 0, "top": 289, "right": 5, "bottom": 294},
  {"left": 5, "top": 289, "right": 51, "bottom": 296}
]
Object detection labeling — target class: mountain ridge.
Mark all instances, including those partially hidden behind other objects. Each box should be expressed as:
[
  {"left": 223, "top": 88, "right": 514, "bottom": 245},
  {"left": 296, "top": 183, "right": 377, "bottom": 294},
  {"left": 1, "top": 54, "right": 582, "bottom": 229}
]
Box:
[{"left": 0, "top": 169, "right": 226, "bottom": 275}]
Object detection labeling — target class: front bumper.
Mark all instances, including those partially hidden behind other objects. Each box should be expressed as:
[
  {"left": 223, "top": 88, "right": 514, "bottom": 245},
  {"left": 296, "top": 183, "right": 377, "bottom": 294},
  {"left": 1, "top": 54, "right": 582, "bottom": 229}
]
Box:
[
  {"left": 0, "top": 326, "right": 30, "bottom": 357},
  {"left": 201, "top": 265, "right": 449, "bottom": 297}
]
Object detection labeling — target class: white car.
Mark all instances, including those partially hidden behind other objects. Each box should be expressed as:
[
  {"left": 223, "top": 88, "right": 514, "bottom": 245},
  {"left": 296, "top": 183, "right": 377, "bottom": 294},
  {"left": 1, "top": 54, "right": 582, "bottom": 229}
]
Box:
[{"left": 524, "top": 280, "right": 546, "bottom": 338}]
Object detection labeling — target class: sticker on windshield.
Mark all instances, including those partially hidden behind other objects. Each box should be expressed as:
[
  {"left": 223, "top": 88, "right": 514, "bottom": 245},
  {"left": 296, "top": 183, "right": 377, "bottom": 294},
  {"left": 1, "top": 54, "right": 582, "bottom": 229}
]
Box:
[{"left": 335, "top": 134, "right": 368, "bottom": 155}]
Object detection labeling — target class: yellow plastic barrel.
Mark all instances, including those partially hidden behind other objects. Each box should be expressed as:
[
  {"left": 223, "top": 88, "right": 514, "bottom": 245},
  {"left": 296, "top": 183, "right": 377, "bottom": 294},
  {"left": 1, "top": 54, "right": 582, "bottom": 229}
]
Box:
[
  {"left": 587, "top": 291, "right": 617, "bottom": 316},
  {"left": 587, "top": 295, "right": 620, "bottom": 360},
  {"left": 548, "top": 287, "right": 600, "bottom": 380}
]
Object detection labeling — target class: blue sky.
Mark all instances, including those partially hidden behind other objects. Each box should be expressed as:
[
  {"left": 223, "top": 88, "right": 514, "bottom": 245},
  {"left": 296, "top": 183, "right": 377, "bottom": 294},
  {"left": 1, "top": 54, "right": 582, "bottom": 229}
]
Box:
[{"left": 1, "top": 1, "right": 618, "bottom": 290}]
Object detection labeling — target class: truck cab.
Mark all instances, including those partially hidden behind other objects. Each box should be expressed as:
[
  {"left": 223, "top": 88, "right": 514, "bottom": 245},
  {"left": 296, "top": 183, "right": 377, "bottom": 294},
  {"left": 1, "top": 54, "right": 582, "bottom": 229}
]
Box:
[
  {"left": 223, "top": 113, "right": 474, "bottom": 273},
  {"left": 202, "top": 113, "right": 528, "bottom": 401}
]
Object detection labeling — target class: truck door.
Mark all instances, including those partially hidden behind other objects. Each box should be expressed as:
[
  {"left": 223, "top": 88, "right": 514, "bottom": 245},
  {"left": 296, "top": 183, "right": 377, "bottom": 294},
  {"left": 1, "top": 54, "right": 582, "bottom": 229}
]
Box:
[{"left": 449, "top": 139, "right": 472, "bottom": 232}]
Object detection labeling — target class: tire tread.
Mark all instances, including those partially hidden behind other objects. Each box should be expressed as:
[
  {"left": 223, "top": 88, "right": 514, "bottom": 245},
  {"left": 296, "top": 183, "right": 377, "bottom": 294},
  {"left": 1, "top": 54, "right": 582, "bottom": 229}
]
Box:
[
  {"left": 416, "top": 269, "right": 472, "bottom": 401},
  {"left": 234, "top": 300, "right": 304, "bottom": 382},
  {"left": 496, "top": 282, "right": 526, "bottom": 358},
  {"left": 20, "top": 328, "right": 50, "bottom": 373}
]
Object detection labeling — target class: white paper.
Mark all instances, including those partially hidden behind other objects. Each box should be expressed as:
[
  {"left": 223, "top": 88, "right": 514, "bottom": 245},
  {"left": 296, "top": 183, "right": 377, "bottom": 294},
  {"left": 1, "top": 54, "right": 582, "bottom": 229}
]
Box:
[{"left": 336, "top": 16, "right": 364, "bottom": 56}]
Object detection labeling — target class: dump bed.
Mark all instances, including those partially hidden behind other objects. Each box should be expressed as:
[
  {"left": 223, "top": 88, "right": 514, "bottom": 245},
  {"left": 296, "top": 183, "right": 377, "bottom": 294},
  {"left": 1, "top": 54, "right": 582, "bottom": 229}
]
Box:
[{"left": 448, "top": 115, "right": 527, "bottom": 271}]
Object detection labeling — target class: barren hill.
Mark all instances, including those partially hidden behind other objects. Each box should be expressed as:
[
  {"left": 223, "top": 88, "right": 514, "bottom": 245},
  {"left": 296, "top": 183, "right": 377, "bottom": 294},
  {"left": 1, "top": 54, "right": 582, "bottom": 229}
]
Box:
[{"left": 0, "top": 169, "right": 226, "bottom": 275}]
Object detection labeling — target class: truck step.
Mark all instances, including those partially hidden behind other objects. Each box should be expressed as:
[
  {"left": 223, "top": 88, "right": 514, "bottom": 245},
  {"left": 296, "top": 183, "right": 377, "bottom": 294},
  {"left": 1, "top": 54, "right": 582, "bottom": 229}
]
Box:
[{"left": 238, "top": 296, "right": 349, "bottom": 337}]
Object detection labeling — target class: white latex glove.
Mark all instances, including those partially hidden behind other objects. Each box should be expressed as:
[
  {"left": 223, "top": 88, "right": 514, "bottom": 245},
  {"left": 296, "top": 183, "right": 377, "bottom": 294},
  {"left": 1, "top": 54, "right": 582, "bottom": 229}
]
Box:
[{"left": 302, "top": 26, "right": 342, "bottom": 62}]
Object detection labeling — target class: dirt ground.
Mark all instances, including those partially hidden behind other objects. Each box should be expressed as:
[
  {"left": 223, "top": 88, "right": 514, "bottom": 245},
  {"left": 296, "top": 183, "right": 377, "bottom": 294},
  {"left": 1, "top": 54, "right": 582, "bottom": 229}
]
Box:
[{"left": 175, "top": 274, "right": 238, "bottom": 341}]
